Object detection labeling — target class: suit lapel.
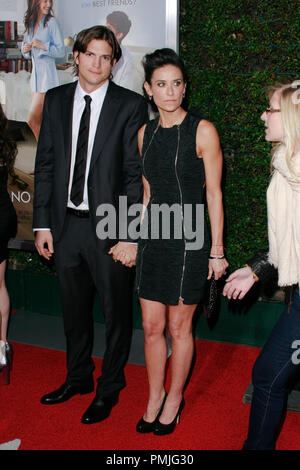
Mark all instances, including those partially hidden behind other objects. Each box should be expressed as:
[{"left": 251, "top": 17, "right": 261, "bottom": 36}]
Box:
[
  {"left": 62, "top": 81, "right": 77, "bottom": 176},
  {"left": 89, "top": 81, "right": 120, "bottom": 171}
]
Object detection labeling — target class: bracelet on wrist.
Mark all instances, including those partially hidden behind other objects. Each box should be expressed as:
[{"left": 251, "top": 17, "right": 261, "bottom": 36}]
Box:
[
  {"left": 245, "top": 264, "right": 259, "bottom": 282},
  {"left": 209, "top": 255, "right": 225, "bottom": 260}
]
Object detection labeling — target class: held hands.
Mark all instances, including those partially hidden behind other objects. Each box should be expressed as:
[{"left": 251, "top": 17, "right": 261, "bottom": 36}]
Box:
[
  {"left": 35, "top": 230, "right": 54, "bottom": 261},
  {"left": 108, "top": 242, "right": 137, "bottom": 268},
  {"left": 222, "top": 266, "right": 256, "bottom": 300}
]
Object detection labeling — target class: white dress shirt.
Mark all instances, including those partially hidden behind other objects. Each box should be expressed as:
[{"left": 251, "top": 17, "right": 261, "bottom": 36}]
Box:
[
  {"left": 70, "top": 80, "right": 136, "bottom": 244},
  {"left": 68, "top": 79, "right": 109, "bottom": 210}
]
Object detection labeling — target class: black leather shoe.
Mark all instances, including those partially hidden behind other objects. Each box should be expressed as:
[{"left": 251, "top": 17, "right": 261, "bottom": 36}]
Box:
[
  {"left": 81, "top": 395, "right": 118, "bottom": 424},
  {"left": 40, "top": 382, "right": 94, "bottom": 405}
]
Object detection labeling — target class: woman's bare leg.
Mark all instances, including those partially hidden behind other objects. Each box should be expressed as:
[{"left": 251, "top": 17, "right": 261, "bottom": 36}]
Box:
[
  {"left": 27, "top": 92, "right": 46, "bottom": 141},
  {"left": 158, "top": 301, "right": 197, "bottom": 424},
  {"left": 140, "top": 298, "right": 168, "bottom": 422}
]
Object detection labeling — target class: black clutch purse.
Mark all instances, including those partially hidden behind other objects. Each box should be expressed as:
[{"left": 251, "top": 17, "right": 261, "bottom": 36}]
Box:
[{"left": 203, "top": 273, "right": 220, "bottom": 319}]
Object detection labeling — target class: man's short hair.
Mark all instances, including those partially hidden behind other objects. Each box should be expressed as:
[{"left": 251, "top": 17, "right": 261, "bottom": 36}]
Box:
[
  {"left": 73, "top": 25, "right": 122, "bottom": 75},
  {"left": 106, "top": 11, "right": 132, "bottom": 38}
]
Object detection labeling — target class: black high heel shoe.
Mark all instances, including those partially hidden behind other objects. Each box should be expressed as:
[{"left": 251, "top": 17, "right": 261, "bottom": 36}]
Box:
[
  {"left": 136, "top": 392, "right": 168, "bottom": 433},
  {"left": 153, "top": 397, "right": 185, "bottom": 436},
  {"left": 5, "top": 342, "right": 13, "bottom": 371},
  {"left": 0, "top": 341, "right": 10, "bottom": 385}
]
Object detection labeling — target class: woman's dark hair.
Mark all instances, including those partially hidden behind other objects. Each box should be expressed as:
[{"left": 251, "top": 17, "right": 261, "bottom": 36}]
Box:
[
  {"left": 24, "top": 0, "right": 54, "bottom": 32},
  {"left": 142, "top": 48, "right": 188, "bottom": 111},
  {"left": 0, "top": 104, "right": 17, "bottom": 175},
  {"left": 73, "top": 25, "right": 122, "bottom": 76}
]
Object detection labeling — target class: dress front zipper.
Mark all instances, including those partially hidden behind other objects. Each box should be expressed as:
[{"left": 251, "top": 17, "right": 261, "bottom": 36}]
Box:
[
  {"left": 137, "top": 125, "right": 159, "bottom": 292},
  {"left": 174, "top": 125, "right": 187, "bottom": 301}
]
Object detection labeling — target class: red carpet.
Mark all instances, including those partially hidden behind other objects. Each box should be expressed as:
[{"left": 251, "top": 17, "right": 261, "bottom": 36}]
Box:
[{"left": 1, "top": 340, "right": 300, "bottom": 450}]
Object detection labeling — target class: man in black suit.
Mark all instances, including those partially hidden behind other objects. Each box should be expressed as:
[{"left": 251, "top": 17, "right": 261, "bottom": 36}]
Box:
[{"left": 33, "top": 25, "right": 148, "bottom": 424}]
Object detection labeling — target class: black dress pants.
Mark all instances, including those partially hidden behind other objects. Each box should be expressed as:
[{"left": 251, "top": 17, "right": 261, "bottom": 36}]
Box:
[{"left": 54, "top": 212, "right": 134, "bottom": 398}]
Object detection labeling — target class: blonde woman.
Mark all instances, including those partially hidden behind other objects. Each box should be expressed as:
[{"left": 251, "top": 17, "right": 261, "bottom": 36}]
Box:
[{"left": 223, "top": 82, "right": 300, "bottom": 450}]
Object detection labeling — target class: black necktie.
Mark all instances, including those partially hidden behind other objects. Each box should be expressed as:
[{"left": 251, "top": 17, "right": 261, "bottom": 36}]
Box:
[{"left": 70, "top": 95, "right": 92, "bottom": 207}]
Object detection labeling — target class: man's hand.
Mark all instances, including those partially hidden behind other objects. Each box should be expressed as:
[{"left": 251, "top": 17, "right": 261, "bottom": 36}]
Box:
[
  {"left": 35, "top": 230, "right": 54, "bottom": 261},
  {"left": 222, "top": 266, "right": 256, "bottom": 300},
  {"left": 108, "top": 242, "right": 137, "bottom": 268}
]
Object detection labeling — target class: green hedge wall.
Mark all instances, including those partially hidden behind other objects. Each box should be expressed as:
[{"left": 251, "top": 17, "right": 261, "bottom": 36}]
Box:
[{"left": 180, "top": 0, "right": 299, "bottom": 269}]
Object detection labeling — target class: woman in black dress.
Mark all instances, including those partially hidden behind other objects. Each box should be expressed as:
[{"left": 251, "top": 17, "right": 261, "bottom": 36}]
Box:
[
  {"left": 135, "top": 49, "right": 228, "bottom": 435},
  {"left": 0, "top": 104, "right": 17, "bottom": 384}
]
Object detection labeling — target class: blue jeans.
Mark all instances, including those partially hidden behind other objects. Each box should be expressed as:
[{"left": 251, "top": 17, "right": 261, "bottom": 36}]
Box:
[{"left": 243, "top": 287, "right": 300, "bottom": 450}]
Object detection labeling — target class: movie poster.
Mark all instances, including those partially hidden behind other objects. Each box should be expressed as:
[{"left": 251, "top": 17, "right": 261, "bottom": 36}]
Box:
[{"left": 0, "top": 0, "right": 179, "bottom": 248}]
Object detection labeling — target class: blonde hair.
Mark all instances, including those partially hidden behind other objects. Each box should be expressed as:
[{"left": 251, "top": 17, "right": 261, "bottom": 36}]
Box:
[{"left": 268, "top": 81, "right": 300, "bottom": 178}]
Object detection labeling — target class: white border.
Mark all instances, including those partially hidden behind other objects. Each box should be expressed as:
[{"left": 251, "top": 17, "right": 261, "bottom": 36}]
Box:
[{"left": 165, "top": 0, "right": 179, "bottom": 52}]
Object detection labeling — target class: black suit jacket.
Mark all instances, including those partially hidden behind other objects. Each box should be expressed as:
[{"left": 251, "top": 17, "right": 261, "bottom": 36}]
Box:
[{"left": 33, "top": 80, "right": 148, "bottom": 248}]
